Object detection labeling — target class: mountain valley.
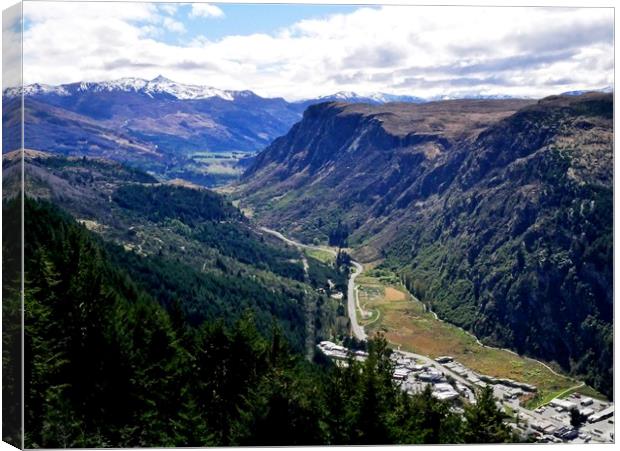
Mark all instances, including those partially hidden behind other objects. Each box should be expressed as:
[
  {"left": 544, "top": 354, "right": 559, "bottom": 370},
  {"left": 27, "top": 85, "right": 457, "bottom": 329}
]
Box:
[
  {"left": 3, "top": 77, "right": 553, "bottom": 187},
  {"left": 2, "top": 82, "right": 614, "bottom": 446},
  {"left": 2, "top": 1, "right": 616, "bottom": 446},
  {"left": 235, "top": 92, "right": 613, "bottom": 397}
]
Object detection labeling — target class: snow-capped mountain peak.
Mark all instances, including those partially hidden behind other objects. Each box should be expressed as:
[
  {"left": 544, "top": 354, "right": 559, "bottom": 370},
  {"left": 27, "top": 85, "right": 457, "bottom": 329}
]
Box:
[
  {"left": 7, "top": 76, "right": 241, "bottom": 101},
  {"left": 325, "top": 91, "right": 360, "bottom": 100},
  {"left": 366, "top": 92, "right": 426, "bottom": 103},
  {"left": 317, "top": 91, "right": 425, "bottom": 104},
  {"left": 4, "top": 83, "right": 70, "bottom": 98},
  {"left": 95, "top": 78, "right": 149, "bottom": 92},
  {"left": 150, "top": 74, "right": 172, "bottom": 84},
  {"left": 142, "top": 76, "right": 235, "bottom": 101}
]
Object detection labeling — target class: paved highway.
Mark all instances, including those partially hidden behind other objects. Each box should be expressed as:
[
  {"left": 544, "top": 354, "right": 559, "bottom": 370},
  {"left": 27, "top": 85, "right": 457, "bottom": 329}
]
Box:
[
  {"left": 347, "top": 260, "right": 366, "bottom": 340},
  {"left": 260, "top": 227, "right": 367, "bottom": 341}
]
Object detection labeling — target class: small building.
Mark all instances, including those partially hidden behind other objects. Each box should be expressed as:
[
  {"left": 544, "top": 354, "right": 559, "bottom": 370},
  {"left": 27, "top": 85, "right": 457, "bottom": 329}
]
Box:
[
  {"left": 432, "top": 382, "right": 460, "bottom": 401},
  {"left": 433, "top": 391, "right": 459, "bottom": 401},
  {"left": 480, "top": 374, "right": 499, "bottom": 384},
  {"left": 393, "top": 368, "right": 410, "bottom": 380},
  {"left": 418, "top": 369, "right": 444, "bottom": 383},
  {"left": 317, "top": 341, "right": 351, "bottom": 360},
  {"left": 435, "top": 356, "right": 454, "bottom": 364},
  {"left": 579, "top": 408, "right": 595, "bottom": 418},
  {"left": 504, "top": 387, "right": 523, "bottom": 398},
  {"left": 588, "top": 406, "right": 614, "bottom": 423},
  {"left": 434, "top": 383, "right": 455, "bottom": 393},
  {"left": 531, "top": 421, "right": 550, "bottom": 433},
  {"left": 453, "top": 367, "right": 468, "bottom": 377},
  {"left": 455, "top": 382, "right": 469, "bottom": 394},
  {"left": 467, "top": 374, "right": 481, "bottom": 383},
  {"left": 549, "top": 398, "right": 577, "bottom": 412}
]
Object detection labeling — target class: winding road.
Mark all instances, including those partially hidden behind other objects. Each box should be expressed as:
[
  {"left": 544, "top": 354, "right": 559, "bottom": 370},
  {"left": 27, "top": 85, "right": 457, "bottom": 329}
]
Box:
[
  {"left": 260, "top": 226, "right": 585, "bottom": 424},
  {"left": 260, "top": 227, "right": 367, "bottom": 341}
]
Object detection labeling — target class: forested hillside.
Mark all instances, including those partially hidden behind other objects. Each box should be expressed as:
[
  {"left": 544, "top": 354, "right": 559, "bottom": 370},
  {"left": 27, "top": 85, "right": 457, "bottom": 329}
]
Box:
[
  {"left": 386, "top": 95, "right": 613, "bottom": 396},
  {"left": 238, "top": 93, "right": 613, "bottom": 396},
  {"left": 2, "top": 152, "right": 353, "bottom": 354},
  {"left": 5, "top": 196, "right": 516, "bottom": 446}
]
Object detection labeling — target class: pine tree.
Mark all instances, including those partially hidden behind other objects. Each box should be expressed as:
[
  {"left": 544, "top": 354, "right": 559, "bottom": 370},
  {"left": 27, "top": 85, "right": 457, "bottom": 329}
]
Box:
[{"left": 463, "top": 385, "right": 514, "bottom": 443}]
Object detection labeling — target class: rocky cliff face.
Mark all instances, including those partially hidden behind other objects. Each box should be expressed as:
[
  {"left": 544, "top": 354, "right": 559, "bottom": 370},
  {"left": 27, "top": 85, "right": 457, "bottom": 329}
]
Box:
[
  {"left": 240, "top": 98, "right": 534, "bottom": 242},
  {"left": 238, "top": 93, "right": 613, "bottom": 396}
]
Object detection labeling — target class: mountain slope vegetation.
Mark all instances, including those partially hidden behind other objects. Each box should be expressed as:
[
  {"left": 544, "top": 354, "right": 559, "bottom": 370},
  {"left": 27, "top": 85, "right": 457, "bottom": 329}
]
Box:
[
  {"left": 237, "top": 93, "right": 613, "bottom": 396},
  {"left": 4, "top": 151, "right": 353, "bottom": 353}
]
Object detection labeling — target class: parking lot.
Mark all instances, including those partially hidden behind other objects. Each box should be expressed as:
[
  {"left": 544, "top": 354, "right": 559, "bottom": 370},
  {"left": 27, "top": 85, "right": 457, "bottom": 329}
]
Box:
[{"left": 528, "top": 393, "right": 614, "bottom": 443}]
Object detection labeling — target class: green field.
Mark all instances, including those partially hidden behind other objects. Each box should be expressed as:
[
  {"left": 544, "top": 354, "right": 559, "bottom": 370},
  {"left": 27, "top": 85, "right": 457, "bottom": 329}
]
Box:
[
  {"left": 191, "top": 151, "right": 252, "bottom": 175},
  {"left": 355, "top": 270, "right": 605, "bottom": 402},
  {"left": 162, "top": 151, "right": 255, "bottom": 187},
  {"left": 303, "top": 248, "right": 336, "bottom": 265}
]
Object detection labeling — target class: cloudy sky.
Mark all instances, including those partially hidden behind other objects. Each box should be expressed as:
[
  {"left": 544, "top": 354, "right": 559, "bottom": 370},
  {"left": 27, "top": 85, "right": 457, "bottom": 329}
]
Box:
[{"left": 11, "top": 1, "right": 616, "bottom": 100}]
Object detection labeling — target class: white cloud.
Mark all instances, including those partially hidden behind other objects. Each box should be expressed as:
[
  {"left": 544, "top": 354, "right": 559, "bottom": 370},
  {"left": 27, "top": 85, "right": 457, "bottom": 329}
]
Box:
[
  {"left": 20, "top": 3, "right": 613, "bottom": 100},
  {"left": 163, "top": 17, "right": 186, "bottom": 33},
  {"left": 190, "top": 4, "right": 224, "bottom": 19},
  {"left": 159, "top": 4, "right": 179, "bottom": 16}
]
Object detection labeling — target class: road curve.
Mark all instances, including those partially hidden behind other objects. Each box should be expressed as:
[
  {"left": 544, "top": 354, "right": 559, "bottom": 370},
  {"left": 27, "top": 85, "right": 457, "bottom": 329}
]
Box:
[
  {"left": 347, "top": 260, "right": 366, "bottom": 340},
  {"left": 260, "top": 227, "right": 367, "bottom": 341},
  {"left": 260, "top": 227, "right": 337, "bottom": 256}
]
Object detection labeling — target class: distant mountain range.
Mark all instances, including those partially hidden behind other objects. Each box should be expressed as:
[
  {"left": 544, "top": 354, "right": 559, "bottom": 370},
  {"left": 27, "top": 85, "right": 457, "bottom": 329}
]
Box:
[
  {"left": 3, "top": 76, "right": 306, "bottom": 185},
  {"left": 2, "top": 76, "right": 613, "bottom": 187},
  {"left": 560, "top": 86, "right": 613, "bottom": 96},
  {"left": 298, "top": 90, "right": 427, "bottom": 105},
  {"left": 5, "top": 75, "right": 258, "bottom": 101},
  {"left": 6, "top": 76, "right": 612, "bottom": 104},
  {"left": 1, "top": 75, "right": 514, "bottom": 104}
]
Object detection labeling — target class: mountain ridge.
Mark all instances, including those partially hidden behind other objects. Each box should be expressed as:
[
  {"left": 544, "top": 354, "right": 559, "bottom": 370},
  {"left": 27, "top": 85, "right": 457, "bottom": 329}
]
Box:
[
  {"left": 6, "top": 76, "right": 613, "bottom": 104},
  {"left": 4, "top": 76, "right": 259, "bottom": 101},
  {"left": 5, "top": 77, "right": 611, "bottom": 190}
]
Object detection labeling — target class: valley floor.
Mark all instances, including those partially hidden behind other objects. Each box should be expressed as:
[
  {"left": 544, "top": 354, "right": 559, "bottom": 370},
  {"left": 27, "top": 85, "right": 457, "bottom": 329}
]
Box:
[
  {"left": 353, "top": 267, "right": 613, "bottom": 444},
  {"left": 249, "top": 226, "right": 613, "bottom": 444},
  {"left": 355, "top": 268, "right": 606, "bottom": 401}
]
